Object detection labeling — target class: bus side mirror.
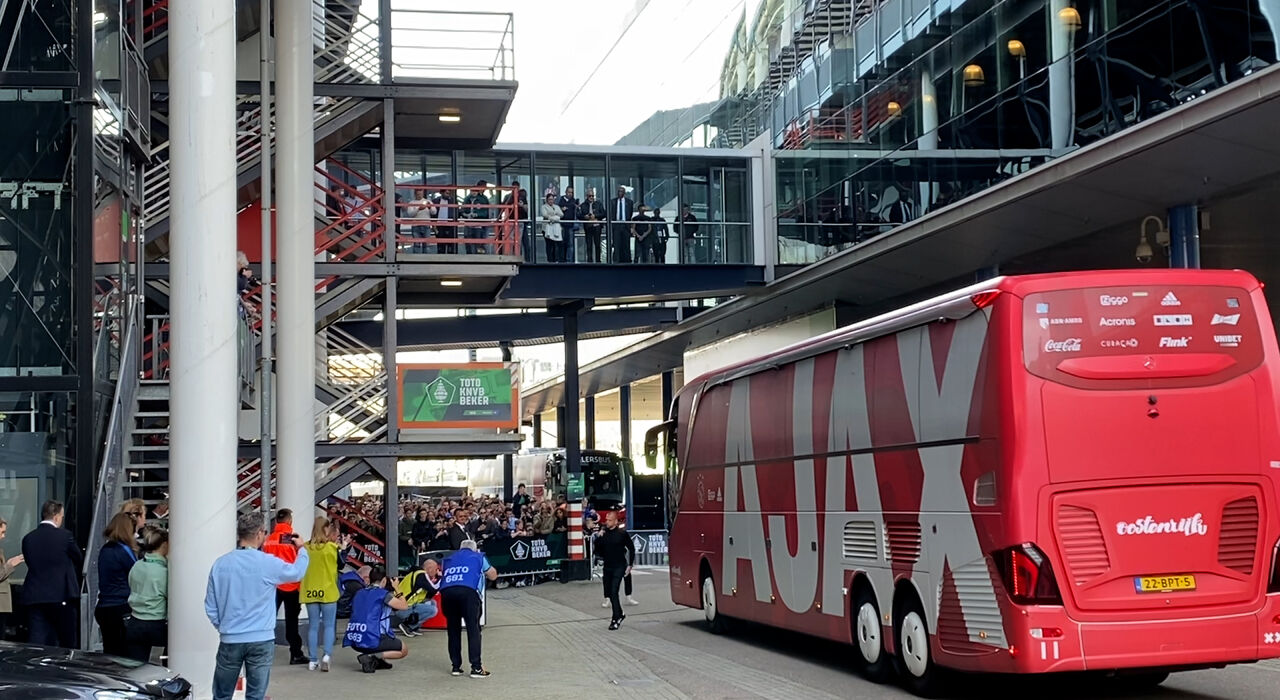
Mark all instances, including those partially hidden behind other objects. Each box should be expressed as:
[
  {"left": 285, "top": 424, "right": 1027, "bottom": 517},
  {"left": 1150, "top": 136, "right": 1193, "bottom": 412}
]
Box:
[{"left": 643, "top": 421, "right": 671, "bottom": 471}]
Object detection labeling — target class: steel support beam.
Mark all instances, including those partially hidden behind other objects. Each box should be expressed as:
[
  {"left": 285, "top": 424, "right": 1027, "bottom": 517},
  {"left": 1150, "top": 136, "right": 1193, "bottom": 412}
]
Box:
[
  {"left": 584, "top": 395, "right": 595, "bottom": 450},
  {"left": 619, "top": 384, "right": 631, "bottom": 459}
]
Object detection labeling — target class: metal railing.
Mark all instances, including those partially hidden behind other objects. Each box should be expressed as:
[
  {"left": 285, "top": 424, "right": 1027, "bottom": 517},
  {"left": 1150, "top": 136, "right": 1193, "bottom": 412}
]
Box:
[
  {"left": 393, "top": 184, "right": 520, "bottom": 257},
  {"left": 80, "top": 297, "right": 141, "bottom": 650},
  {"left": 389, "top": 8, "right": 515, "bottom": 81},
  {"left": 141, "top": 5, "right": 381, "bottom": 230}
]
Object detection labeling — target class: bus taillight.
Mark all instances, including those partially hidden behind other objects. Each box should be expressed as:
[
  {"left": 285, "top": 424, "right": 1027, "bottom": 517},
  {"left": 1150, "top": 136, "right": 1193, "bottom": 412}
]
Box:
[{"left": 995, "top": 544, "right": 1063, "bottom": 605}]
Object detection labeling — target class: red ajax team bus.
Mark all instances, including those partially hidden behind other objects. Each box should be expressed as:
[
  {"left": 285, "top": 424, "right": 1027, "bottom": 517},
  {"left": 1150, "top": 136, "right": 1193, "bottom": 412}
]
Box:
[{"left": 645, "top": 270, "right": 1280, "bottom": 695}]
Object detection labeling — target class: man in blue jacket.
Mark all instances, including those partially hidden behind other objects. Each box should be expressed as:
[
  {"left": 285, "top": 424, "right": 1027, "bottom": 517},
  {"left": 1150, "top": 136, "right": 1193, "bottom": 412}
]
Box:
[
  {"left": 205, "top": 512, "right": 309, "bottom": 700},
  {"left": 440, "top": 539, "right": 497, "bottom": 677}
]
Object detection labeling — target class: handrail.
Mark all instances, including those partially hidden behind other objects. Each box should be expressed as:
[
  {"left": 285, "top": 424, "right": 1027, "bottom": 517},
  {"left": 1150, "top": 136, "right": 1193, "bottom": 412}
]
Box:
[
  {"left": 80, "top": 296, "right": 140, "bottom": 650},
  {"left": 388, "top": 9, "right": 515, "bottom": 81}
]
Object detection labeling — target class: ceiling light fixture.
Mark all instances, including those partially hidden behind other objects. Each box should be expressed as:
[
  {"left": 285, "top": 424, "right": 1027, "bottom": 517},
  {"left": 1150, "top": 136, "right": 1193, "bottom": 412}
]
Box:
[
  {"left": 438, "top": 112, "right": 461, "bottom": 123},
  {"left": 440, "top": 279, "right": 463, "bottom": 287}
]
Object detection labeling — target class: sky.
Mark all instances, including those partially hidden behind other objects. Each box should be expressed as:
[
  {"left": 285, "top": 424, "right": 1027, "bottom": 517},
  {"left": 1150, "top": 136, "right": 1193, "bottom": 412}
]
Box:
[{"left": 436, "top": 0, "right": 759, "bottom": 145}]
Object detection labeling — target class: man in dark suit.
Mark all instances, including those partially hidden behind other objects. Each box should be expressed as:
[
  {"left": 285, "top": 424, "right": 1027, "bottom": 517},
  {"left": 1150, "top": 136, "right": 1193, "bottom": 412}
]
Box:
[
  {"left": 578, "top": 189, "right": 607, "bottom": 263},
  {"left": 609, "top": 186, "right": 635, "bottom": 264},
  {"left": 22, "top": 500, "right": 83, "bottom": 648},
  {"left": 446, "top": 508, "right": 472, "bottom": 550}
]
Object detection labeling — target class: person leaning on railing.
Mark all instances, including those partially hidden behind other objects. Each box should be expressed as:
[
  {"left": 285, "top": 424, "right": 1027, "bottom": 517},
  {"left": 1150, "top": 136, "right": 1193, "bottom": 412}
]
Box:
[{"left": 124, "top": 524, "right": 169, "bottom": 663}]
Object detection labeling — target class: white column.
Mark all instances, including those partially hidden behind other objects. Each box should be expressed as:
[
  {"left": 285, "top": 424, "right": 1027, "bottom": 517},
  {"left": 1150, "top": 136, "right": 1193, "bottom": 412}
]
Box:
[
  {"left": 918, "top": 68, "right": 938, "bottom": 211},
  {"left": 168, "top": 1, "right": 237, "bottom": 695},
  {"left": 1049, "top": 0, "right": 1075, "bottom": 149},
  {"left": 276, "top": 0, "right": 316, "bottom": 520}
]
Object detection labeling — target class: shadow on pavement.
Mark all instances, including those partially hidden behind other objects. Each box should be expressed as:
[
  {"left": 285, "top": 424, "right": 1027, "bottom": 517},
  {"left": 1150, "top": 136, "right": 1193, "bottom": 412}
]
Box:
[{"left": 674, "top": 619, "right": 1225, "bottom": 700}]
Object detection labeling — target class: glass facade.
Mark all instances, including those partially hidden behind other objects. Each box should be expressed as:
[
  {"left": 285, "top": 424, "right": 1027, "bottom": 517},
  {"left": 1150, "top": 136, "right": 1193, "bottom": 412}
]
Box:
[
  {"left": 710, "top": 1, "right": 1279, "bottom": 264},
  {"left": 331, "top": 146, "right": 756, "bottom": 265}
]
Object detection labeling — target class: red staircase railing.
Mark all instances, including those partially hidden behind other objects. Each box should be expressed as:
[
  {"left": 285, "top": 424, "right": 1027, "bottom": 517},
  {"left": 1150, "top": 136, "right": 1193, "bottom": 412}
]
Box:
[
  {"left": 393, "top": 184, "right": 520, "bottom": 257},
  {"left": 779, "top": 89, "right": 908, "bottom": 149}
]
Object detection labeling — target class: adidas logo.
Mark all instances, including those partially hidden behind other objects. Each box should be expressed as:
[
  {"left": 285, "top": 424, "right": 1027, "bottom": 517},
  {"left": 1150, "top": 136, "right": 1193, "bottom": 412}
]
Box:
[{"left": 1161, "top": 292, "right": 1181, "bottom": 306}]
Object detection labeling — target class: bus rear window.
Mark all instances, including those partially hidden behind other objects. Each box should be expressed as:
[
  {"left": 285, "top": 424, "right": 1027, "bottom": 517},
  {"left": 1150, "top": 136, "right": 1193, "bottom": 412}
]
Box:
[{"left": 1022, "top": 285, "right": 1262, "bottom": 388}]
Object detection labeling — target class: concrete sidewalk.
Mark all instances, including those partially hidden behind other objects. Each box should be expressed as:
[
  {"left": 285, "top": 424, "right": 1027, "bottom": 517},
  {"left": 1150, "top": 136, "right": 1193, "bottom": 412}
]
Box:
[{"left": 264, "top": 567, "right": 699, "bottom": 698}]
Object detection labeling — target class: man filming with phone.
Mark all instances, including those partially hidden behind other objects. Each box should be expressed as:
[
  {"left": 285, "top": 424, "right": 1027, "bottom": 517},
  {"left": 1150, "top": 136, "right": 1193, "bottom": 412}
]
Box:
[
  {"left": 206, "top": 512, "right": 310, "bottom": 700},
  {"left": 261, "top": 509, "right": 307, "bottom": 665}
]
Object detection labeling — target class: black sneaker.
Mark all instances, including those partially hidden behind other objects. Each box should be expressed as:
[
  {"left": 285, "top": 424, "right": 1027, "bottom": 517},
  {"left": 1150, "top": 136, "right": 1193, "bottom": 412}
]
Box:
[
  {"left": 397, "top": 622, "right": 418, "bottom": 637},
  {"left": 451, "top": 667, "right": 464, "bottom": 676},
  {"left": 357, "top": 654, "right": 377, "bottom": 674},
  {"left": 608, "top": 620, "right": 620, "bottom": 631},
  {"left": 470, "top": 667, "right": 491, "bottom": 678},
  {"left": 375, "top": 658, "right": 393, "bottom": 670},
  {"left": 289, "top": 654, "right": 309, "bottom": 665}
]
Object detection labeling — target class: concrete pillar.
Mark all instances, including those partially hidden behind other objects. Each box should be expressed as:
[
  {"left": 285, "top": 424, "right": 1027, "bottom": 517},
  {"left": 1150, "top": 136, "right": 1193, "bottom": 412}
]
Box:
[
  {"left": 618, "top": 384, "right": 631, "bottom": 459},
  {"left": 1050, "top": 0, "right": 1076, "bottom": 149},
  {"left": 584, "top": 395, "right": 595, "bottom": 450},
  {"left": 168, "top": 0, "right": 237, "bottom": 692},
  {"left": 276, "top": 0, "right": 317, "bottom": 522},
  {"left": 918, "top": 67, "right": 938, "bottom": 210},
  {"left": 1168, "top": 205, "right": 1200, "bottom": 269}
]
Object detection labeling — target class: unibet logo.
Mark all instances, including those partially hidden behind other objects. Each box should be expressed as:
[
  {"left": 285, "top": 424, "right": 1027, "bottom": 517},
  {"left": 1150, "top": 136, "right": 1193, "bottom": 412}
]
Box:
[
  {"left": 1159, "top": 336, "right": 1191, "bottom": 348},
  {"left": 510, "top": 540, "right": 530, "bottom": 560},
  {"left": 1215, "top": 335, "right": 1242, "bottom": 347}
]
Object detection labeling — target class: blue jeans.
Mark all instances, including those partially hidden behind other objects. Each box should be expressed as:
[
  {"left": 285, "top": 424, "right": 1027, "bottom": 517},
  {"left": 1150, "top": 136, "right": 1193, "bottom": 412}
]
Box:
[
  {"left": 391, "top": 600, "right": 438, "bottom": 628},
  {"left": 306, "top": 602, "right": 337, "bottom": 661},
  {"left": 212, "top": 640, "right": 274, "bottom": 700}
]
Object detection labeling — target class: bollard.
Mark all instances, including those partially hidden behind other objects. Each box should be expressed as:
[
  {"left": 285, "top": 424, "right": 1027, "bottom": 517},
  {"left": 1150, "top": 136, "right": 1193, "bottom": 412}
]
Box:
[{"left": 568, "top": 502, "right": 584, "bottom": 560}]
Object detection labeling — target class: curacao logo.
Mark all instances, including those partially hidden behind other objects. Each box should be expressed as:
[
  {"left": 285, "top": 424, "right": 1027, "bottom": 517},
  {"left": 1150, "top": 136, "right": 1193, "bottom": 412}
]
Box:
[{"left": 1115, "top": 513, "right": 1208, "bottom": 537}]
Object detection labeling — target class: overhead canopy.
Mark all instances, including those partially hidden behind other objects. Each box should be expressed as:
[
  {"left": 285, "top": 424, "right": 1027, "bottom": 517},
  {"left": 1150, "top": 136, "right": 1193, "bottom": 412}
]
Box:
[{"left": 521, "top": 64, "right": 1280, "bottom": 419}]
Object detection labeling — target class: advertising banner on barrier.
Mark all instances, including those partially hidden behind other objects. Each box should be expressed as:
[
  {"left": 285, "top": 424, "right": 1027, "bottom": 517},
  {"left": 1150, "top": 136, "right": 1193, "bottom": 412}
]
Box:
[
  {"left": 482, "top": 532, "right": 568, "bottom": 576},
  {"left": 628, "top": 530, "right": 669, "bottom": 566},
  {"left": 398, "top": 362, "right": 520, "bottom": 429}
]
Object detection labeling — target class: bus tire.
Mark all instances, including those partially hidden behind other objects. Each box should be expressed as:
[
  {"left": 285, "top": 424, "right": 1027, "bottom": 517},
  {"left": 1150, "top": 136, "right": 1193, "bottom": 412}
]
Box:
[
  {"left": 851, "top": 585, "right": 891, "bottom": 683},
  {"left": 894, "top": 594, "right": 943, "bottom": 697},
  {"left": 701, "top": 572, "right": 731, "bottom": 634}
]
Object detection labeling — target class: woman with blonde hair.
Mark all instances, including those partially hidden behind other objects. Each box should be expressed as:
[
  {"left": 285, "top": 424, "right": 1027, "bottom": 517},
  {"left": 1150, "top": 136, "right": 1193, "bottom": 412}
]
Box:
[
  {"left": 96, "top": 512, "right": 138, "bottom": 656},
  {"left": 125, "top": 525, "right": 169, "bottom": 662},
  {"left": 300, "top": 516, "right": 341, "bottom": 671}
]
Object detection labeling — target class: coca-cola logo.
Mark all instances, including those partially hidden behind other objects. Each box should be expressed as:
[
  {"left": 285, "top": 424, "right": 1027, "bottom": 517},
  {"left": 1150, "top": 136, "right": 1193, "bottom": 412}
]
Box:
[{"left": 1044, "top": 338, "right": 1082, "bottom": 353}]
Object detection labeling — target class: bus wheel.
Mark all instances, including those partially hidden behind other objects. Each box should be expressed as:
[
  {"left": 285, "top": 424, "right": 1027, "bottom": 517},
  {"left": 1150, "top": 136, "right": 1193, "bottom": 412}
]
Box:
[
  {"left": 701, "top": 573, "right": 731, "bottom": 634},
  {"left": 852, "top": 586, "right": 891, "bottom": 683},
  {"left": 895, "top": 596, "right": 943, "bottom": 697}
]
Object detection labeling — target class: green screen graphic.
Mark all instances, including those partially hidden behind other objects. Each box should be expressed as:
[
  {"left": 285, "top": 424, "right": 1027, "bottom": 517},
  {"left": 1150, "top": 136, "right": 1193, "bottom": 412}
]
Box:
[{"left": 401, "top": 366, "right": 514, "bottom": 426}]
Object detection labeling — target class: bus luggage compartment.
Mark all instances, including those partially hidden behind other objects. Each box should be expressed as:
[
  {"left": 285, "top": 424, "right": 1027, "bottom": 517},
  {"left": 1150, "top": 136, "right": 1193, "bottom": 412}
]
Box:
[{"left": 1048, "top": 483, "right": 1267, "bottom": 614}]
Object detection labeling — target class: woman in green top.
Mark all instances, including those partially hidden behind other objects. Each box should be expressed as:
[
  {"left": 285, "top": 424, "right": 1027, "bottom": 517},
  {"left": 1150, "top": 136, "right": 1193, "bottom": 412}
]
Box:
[
  {"left": 125, "top": 525, "right": 168, "bottom": 662},
  {"left": 301, "top": 516, "right": 341, "bottom": 671}
]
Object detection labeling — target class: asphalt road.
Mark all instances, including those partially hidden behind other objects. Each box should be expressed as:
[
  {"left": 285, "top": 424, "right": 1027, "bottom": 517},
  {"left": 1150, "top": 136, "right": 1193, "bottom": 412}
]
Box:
[
  {"left": 520, "top": 567, "right": 1280, "bottom": 700},
  {"left": 268, "top": 566, "right": 1280, "bottom": 699}
]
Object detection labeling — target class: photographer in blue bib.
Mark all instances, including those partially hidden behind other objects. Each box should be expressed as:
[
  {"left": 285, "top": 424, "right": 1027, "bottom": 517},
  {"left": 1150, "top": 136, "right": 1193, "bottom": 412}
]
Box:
[
  {"left": 440, "top": 540, "right": 497, "bottom": 678},
  {"left": 342, "top": 566, "right": 410, "bottom": 674}
]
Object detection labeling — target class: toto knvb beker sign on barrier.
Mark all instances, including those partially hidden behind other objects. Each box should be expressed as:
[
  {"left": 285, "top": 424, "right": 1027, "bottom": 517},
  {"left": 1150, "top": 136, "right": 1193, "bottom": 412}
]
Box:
[{"left": 399, "top": 363, "right": 519, "bottom": 429}]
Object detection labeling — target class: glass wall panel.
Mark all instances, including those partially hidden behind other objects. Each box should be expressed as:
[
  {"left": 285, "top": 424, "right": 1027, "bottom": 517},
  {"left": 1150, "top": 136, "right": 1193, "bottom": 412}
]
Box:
[
  {"left": 530, "top": 153, "right": 606, "bottom": 263},
  {"left": 0, "top": 391, "right": 74, "bottom": 584},
  {"left": 681, "top": 158, "right": 752, "bottom": 264},
  {"left": 609, "top": 157, "right": 678, "bottom": 264}
]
